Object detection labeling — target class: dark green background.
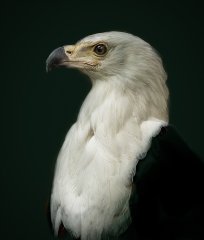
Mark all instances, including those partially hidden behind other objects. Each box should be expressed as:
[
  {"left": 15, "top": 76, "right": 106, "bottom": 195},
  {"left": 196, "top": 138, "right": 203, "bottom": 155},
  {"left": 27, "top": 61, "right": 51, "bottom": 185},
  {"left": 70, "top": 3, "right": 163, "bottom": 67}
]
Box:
[{"left": 2, "top": 1, "right": 203, "bottom": 239}]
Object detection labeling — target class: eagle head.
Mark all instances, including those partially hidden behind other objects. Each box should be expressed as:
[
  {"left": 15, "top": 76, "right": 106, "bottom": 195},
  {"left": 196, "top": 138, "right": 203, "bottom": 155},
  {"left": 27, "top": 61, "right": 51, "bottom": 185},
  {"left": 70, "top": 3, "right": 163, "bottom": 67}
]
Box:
[
  {"left": 46, "top": 31, "right": 168, "bottom": 121},
  {"left": 46, "top": 32, "right": 166, "bottom": 82}
]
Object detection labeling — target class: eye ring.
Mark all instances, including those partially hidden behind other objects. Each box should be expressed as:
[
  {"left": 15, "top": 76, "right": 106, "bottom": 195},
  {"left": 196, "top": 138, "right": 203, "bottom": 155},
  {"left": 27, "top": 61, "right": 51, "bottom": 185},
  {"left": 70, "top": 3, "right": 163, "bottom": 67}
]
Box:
[{"left": 93, "top": 44, "right": 108, "bottom": 56}]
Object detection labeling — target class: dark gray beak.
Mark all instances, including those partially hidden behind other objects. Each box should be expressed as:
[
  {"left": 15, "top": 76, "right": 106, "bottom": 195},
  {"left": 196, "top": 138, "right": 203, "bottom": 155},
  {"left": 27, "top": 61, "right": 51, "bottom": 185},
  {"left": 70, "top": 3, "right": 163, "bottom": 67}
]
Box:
[{"left": 46, "top": 47, "right": 69, "bottom": 72}]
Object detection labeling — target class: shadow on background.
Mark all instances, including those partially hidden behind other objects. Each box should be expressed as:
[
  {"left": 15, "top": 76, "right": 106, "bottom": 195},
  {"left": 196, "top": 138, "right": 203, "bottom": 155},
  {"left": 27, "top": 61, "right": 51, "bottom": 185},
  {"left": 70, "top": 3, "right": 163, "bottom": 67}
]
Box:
[{"left": 1, "top": 1, "right": 203, "bottom": 239}]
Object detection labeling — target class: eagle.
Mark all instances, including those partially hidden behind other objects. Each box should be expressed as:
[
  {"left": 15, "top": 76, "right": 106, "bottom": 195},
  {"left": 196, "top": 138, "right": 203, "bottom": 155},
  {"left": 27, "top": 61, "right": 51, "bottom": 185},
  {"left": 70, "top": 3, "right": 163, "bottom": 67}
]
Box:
[{"left": 46, "top": 32, "right": 204, "bottom": 240}]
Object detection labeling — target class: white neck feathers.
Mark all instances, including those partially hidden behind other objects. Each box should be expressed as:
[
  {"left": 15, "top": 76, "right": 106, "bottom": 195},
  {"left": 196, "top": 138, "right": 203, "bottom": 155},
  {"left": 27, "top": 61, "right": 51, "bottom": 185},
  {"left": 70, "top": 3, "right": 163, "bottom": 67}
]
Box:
[{"left": 51, "top": 79, "right": 167, "bottom": 239}]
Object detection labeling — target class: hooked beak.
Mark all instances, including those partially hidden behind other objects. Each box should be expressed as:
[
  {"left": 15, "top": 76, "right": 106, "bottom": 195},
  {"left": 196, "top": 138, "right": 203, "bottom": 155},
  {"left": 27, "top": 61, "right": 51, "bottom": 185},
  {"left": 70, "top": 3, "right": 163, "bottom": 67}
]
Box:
[{"left": 46, "top": 47, "right": 69, "bottom": 72}]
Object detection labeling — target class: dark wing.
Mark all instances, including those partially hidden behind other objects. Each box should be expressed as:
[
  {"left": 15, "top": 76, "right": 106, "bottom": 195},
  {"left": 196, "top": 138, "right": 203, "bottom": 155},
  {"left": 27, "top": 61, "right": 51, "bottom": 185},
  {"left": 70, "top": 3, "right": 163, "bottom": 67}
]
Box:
[{"left": 122, "top": 126, "right": 204, "bottom": 240}]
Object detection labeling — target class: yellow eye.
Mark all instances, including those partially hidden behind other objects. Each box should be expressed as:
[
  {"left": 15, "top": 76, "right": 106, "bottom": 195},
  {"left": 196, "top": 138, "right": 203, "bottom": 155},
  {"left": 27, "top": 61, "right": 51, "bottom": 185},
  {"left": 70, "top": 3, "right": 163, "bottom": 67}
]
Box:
[{"left": 93, "top": 44, "right": 107, "bottom": 56}]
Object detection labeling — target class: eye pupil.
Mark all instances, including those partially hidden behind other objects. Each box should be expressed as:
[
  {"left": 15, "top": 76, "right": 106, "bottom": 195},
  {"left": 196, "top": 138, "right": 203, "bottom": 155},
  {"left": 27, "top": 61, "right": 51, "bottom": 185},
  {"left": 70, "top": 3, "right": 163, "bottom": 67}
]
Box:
[{"left": 94, "top": 44, "right": 107, "bottom": 55}]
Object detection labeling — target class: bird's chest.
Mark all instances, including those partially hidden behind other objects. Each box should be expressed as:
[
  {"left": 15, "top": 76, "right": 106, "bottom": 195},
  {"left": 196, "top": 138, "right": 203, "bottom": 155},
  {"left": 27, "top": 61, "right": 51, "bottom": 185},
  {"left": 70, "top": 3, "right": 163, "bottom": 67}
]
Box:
[
  {"left": 51, "top": 119, "right": 165, "bottom": 239},
  {"left": 52, "top": 121, "right": 140, "bottom": 238}
]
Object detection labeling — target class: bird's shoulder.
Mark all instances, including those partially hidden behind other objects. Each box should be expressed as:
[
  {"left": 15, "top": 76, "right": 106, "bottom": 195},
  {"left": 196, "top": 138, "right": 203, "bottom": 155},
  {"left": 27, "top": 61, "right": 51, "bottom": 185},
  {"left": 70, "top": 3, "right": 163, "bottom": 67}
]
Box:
[{"left": 126, "top": 125, "right": 204, "bottom": 240}]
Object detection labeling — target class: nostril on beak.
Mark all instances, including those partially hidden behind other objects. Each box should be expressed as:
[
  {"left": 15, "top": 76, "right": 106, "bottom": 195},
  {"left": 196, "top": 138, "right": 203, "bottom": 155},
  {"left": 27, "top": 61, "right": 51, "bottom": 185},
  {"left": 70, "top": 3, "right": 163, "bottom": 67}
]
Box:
[{"left": 66, "top": 50, "right": 72, "bottom": 54}]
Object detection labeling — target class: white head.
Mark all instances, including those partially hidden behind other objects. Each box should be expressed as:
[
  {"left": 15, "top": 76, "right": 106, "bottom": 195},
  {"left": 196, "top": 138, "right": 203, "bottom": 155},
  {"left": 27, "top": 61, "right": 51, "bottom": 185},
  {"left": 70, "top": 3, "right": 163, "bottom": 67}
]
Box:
[{"left": 46, "top": 31, "right": 169, "bottom": 121}]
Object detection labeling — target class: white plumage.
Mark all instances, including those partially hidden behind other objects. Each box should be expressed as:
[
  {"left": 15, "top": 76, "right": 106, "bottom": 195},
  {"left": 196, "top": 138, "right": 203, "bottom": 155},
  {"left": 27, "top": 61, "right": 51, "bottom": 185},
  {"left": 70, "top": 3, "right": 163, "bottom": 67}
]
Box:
[{"left": 46, "top": 31, "right": 169, "bottom": 239}]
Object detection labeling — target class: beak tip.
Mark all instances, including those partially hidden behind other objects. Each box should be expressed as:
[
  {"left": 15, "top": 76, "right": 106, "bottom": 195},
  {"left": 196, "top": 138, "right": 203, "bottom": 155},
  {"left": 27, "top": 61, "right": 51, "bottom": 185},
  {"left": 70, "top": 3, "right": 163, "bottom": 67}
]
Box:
[
  {"left": 46, "top": 57, "right": 53, "bottom": 73},
  {"left": 46, "top": 47, "right": 68, "bottom": 73},
  {"left": 46, "top": 64, "right": 51, "bottom": 73}
]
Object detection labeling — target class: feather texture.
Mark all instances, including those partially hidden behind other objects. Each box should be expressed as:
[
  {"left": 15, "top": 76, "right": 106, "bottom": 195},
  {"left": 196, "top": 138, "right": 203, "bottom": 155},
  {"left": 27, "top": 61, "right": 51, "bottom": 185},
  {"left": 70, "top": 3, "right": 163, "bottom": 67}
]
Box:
[{"left": 50, "top": 32, "right": 169, "bottom": 239}]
